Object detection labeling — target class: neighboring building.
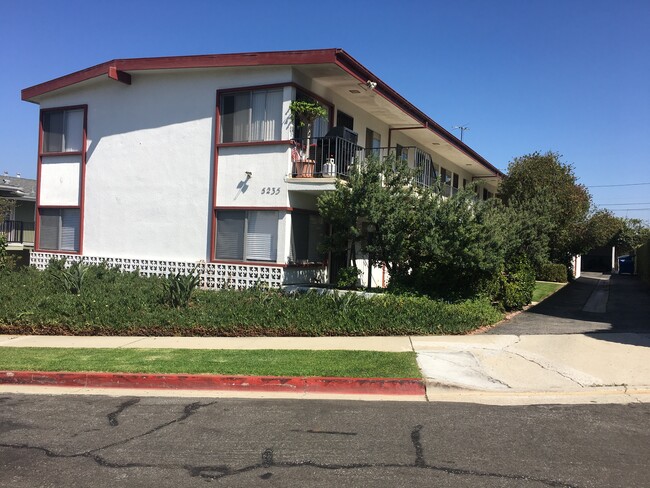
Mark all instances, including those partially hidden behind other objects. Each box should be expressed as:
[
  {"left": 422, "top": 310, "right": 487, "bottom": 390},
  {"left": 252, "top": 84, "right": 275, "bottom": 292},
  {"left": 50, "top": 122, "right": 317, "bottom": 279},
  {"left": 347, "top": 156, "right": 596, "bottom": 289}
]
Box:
[
  {"left": 21, "top": 49, "right": 503, "bottom": 288},
  {"left": 0, "top": 174, "right": 36, "bottom": 251}
]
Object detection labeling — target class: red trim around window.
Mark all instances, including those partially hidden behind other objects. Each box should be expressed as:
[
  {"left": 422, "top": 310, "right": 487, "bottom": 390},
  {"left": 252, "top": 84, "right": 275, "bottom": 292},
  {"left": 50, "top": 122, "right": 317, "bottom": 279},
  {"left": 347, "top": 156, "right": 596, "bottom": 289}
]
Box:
[
  {"left": 34, "top": 104, "right": 87, "bottom": 255},
  {"left": 216, "top": 140, "right": 293, "bottom": 148},
  {"left": 216, "top": 206, "right": 294, "bottom": 211},
  {"left": 210, "top": 82, "right": 334, "bottom": 263}
]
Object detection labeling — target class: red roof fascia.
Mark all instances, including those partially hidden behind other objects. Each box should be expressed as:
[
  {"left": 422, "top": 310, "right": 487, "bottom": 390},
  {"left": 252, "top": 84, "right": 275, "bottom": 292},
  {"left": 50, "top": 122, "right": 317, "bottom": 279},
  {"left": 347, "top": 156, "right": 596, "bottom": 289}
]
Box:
[
  {"left": 21, "top": 48, "right": 502, "bottom": 177},
  {"left": 21, "top": 49, "right": 339, "bottom": 102},
  {"left": 334, "top": 49, "right": 503, "bottom": 177}
]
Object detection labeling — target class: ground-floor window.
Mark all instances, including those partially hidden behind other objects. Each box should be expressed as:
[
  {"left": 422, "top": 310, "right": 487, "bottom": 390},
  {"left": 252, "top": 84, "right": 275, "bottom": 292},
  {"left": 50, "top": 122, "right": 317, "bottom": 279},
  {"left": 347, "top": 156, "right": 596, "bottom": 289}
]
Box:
[
  {"left": 215, "top": 210, "right": 278, "bottom": 262},
  {"left": 38, "top": 208, "right": 80, "bottom": 252},
  {"left": 290, "top": 212, "right": 324, "bottom": 264}
]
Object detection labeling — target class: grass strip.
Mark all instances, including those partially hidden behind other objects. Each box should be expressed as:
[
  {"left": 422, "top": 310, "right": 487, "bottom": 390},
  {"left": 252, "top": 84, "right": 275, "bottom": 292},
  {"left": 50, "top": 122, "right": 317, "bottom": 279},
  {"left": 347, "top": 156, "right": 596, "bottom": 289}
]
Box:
[
  {"left": 532, "top": 281, "right": 565, "bottom": 303},
  {"left": 0, "top": 347, "right": 421, "bottom": 379}
]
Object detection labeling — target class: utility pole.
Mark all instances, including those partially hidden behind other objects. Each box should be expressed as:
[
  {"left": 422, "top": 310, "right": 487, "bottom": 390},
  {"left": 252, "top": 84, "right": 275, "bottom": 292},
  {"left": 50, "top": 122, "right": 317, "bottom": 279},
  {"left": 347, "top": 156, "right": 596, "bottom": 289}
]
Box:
[{"left": 452, "top": 125, "right": 469, "bottom": 142}]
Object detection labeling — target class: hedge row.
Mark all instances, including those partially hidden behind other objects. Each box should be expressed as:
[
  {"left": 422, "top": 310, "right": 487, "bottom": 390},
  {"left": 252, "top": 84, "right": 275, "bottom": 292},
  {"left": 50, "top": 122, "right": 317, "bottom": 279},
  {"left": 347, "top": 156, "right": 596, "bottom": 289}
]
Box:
[
  {"left": 0, "top": 267, "right": 503, "bottom": 336},
  {"left": 536, "top": 263, "right": 568, "bottom": 283}
]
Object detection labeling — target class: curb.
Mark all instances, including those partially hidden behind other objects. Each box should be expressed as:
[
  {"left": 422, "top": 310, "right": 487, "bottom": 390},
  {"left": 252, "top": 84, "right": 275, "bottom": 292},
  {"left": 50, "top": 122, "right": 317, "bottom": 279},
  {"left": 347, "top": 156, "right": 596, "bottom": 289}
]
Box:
[{"left": 0, "top": 371, "right": 426, "bottom": 396}]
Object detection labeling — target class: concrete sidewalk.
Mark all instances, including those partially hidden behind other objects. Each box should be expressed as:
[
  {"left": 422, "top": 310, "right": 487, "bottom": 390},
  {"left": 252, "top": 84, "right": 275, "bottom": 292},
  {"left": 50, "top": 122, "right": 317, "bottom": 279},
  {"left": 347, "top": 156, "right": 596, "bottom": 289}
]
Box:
[{"left": 1, "top": 333, "right": 649, "bottom": 404}]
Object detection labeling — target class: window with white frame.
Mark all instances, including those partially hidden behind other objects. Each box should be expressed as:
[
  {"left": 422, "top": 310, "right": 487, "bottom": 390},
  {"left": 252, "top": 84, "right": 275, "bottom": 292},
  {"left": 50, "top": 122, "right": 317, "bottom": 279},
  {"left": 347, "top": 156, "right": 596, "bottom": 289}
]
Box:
[
  {"left": 290, "top": 213, "right": 324, "bottom": 264},
  {"left": 220, "top": 89, "right": 283, "bottom": 143},
  {"left": 39, "top": 208, "right": 80, "bottom": 252},
  {"left": 216, "top": 210, "right": 278, "bottom": 262},
  {"left": 42, "top": 109, "right": 84, "bottom": 153}
]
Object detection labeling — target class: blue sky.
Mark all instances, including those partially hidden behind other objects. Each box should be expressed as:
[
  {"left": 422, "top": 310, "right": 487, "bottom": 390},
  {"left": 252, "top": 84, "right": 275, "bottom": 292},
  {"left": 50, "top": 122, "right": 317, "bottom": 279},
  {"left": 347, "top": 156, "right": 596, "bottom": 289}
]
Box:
[{"left": 1, "top": 0, "right": 648, "bottom": 222}]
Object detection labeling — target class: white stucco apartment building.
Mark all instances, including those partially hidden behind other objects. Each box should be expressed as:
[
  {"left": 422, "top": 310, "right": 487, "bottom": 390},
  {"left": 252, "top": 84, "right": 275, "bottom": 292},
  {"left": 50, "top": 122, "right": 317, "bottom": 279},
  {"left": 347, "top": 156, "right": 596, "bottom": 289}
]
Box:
[{"left": 22, "top": 49, "right": 503, "bottom": 288}]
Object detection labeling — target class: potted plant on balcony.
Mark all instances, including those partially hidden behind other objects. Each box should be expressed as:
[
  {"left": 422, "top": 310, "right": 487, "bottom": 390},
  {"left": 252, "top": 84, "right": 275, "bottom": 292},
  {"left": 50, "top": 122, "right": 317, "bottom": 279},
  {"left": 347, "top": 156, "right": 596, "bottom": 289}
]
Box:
[{"left": 290, "top": 100, "right": 327, "bottom": 177}]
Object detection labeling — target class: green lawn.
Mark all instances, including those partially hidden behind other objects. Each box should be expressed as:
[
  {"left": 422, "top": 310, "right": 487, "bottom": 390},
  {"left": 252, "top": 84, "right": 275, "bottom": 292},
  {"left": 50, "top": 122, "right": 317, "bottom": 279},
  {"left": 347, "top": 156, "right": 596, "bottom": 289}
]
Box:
[
  {"left": 0, "top": 347, "right": 421, "bottom": 379},
  {"left": 532, "top": 281, "right": 565, "bottom": 303}
]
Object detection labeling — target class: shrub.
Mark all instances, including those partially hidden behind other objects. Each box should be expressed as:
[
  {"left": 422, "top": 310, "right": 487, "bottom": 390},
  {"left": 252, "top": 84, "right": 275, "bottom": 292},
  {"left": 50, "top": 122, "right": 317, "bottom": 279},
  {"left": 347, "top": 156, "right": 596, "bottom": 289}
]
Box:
[
  {"left": 46, "top": 258, "right": 89, "bottom": 295},
  {"left": 336, "top": 266, "right": 361, "bottom": 289},
  {"left": 0, "top": 266, "right": 503, "bottom": 336},
  {"left": 537, "top": 263, "right": 568, "bottom": 283},
  {"left": 498, "top": 259, "right": 536, "bottom": 310},
  {"left": 162, "top": 268, "right": 201, "bottom": 308},
  {"left": 0, "top": 234, "right": 15, "bottom": 271}
]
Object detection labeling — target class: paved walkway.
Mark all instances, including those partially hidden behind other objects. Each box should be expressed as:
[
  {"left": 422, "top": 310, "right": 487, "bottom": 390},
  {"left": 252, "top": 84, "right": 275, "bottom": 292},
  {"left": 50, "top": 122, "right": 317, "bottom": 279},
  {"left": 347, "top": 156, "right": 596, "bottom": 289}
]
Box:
[{"left": 1, "top": 331, "right": 649, "bottom": 405}]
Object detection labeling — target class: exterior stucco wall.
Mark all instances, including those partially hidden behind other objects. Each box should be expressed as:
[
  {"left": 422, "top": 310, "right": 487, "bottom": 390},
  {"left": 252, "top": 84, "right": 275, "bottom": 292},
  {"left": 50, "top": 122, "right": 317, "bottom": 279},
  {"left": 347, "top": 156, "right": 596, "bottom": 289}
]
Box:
[
  {"left": 216, "top": 145, "right": 291, "bottom": 207},
  {"left": 38, "top": 67, "right": 292, "bottom": 262},
  {"left": 39, "top": 156, "right": 81, "bottom": 206}
]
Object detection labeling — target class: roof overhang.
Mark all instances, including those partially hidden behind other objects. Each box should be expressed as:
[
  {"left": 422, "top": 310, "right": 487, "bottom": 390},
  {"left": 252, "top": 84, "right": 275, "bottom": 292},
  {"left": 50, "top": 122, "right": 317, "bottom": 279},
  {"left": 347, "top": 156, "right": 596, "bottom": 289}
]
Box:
[{"left": 21, "top": 48, "right": 503, "bottom": 178}]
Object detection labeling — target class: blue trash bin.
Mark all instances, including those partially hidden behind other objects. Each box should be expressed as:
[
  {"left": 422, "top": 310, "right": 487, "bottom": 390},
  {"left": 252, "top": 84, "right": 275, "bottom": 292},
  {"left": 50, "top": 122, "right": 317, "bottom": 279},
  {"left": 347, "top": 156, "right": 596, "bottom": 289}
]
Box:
[{"left": 618, "top": 255, "right": 634, "bottom": 275}]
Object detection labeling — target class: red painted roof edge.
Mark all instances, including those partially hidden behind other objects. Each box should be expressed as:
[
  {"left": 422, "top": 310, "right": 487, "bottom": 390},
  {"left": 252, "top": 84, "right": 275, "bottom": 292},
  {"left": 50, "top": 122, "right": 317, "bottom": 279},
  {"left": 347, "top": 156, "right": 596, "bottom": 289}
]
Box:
[
  {"left": 21, "top": 48, "right": 502, "bottom": 177},
  {"left": 334, "top": 49, "right": 503, "bottom": 177},
  {"left": 20, "top": 49, "right": 339, "bottom": 102}
]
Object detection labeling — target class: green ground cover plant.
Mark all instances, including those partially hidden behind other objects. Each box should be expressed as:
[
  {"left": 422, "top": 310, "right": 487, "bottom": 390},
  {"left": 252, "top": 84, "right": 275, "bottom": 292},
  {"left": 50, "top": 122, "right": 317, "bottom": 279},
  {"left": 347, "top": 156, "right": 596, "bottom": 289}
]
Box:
[
  {"left": 532, "top": 281, "right": 565, "bottom": 303},
  {"left": 0, "top": 347, "right": 420, "bottom": 378},
  {"left": 0, "top": 265, "right": 503, "bottom": 336}
]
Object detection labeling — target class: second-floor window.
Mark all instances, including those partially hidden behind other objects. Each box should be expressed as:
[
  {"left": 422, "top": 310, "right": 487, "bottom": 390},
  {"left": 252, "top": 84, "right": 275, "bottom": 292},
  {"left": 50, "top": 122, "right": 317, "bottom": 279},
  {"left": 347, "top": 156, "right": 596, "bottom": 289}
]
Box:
[
  {"left": 42, "top": 109, "right": 84, "bottom": 153},
  {"left": 366, "top": 128, "right": 381, "bottom": 152},
  {"left": 220, "top": 89, "right": 283, "bottom": 143}
]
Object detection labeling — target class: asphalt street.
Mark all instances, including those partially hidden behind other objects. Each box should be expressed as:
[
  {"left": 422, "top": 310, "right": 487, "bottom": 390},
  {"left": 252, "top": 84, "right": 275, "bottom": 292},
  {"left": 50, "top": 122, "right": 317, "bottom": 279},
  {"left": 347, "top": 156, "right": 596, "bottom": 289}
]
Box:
[{"left": 1, "top": 393, "right": 648, "bottom": 487}]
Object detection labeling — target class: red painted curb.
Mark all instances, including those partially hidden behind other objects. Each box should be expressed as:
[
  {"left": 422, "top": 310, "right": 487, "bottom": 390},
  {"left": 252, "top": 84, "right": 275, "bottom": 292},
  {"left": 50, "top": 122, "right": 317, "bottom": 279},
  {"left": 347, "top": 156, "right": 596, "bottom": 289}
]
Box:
[{"left": 0, "top": 371, "right": 425, "bottom": 396}]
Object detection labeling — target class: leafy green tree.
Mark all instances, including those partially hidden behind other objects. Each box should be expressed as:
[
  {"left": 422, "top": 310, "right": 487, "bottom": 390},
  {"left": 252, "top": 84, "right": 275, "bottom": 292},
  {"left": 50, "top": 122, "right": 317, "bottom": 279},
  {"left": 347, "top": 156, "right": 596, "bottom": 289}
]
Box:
[
  {"left": 584, "top": 210, "right": 625, "bottom": 250},
  {"left": 499, "top": 151, "right": 591, "bottom": 268},
  {"left": 318, "top": 155, "right": 420, "bottom": 277},
  {"left": 617, "top": 218, "right": 650, "bottom": 254},
  {"left": 318, "top": 155, "right": 530, "bottom": 303}
]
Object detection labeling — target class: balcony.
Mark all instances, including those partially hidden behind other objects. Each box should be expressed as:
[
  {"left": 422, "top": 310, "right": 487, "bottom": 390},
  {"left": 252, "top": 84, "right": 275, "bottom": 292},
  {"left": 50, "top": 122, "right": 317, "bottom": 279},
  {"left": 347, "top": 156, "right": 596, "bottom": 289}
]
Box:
[
  {"left": 289, "top": 140, "right": 457, "bottom": 195},
  {"left": 291, "top": 137, "right": 363, "bottom": 179},
  {"left": 1, "top": 220, "right": 35, "bottom": 245}
]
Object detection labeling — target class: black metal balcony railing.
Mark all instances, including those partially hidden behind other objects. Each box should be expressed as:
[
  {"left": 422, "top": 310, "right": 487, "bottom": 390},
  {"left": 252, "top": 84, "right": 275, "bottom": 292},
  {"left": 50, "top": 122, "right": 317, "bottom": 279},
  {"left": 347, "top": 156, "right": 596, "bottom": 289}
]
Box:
[
  {"left": 290, "top": 139, "right": 460, "bottom": 195},
  {"left": 1, "top": 220, "right": 35, "bottom": 244},
  {"left": 291, "top": 137, "right": 363, "bottom": 178}
]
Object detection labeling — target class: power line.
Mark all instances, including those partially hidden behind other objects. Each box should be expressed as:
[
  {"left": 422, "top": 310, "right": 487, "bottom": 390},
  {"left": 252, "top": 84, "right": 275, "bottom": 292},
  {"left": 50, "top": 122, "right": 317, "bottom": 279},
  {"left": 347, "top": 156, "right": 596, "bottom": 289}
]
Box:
[
  {"left": 608, "top": 208, "right": 650, "bottom": 211},
  {"left": 587, "top": 182, "right": 650, "bottom": 188},
  {"left": 597, "top": 202, "right": 650, "bottom": 206}
]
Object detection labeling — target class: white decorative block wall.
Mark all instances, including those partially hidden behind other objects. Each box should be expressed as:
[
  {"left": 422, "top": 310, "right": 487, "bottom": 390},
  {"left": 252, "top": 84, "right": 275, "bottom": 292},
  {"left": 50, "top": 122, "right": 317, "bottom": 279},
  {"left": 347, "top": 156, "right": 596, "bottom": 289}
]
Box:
[{"left": 30, "top": 252, "right": 284, "bottom": 289}]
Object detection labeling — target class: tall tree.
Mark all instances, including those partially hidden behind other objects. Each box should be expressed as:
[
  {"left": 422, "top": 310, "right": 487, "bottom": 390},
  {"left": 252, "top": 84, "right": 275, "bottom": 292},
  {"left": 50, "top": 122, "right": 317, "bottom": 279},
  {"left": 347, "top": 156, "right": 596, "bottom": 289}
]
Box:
[
  {"left": 499, "top": 151, "right": 591, "bottom": 268},
  {"left": 318, "top": 155, "right": 524, "bottom": 301},
  {"left": 583, "top": 210, "right": 625, "bottom": 250}
]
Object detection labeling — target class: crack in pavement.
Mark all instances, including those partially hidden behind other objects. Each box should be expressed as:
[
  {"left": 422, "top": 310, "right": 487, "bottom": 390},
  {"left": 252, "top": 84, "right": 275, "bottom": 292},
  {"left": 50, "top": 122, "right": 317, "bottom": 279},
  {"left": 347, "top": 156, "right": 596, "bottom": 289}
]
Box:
[
  {"left": 410, "top": 424, "right": 425, "bottom": 467},
  {"left": 107, "top": 398, "right": 140, "bottom": 427},
  {"left": 622, "top": 385, "right": 643, "bottom": 404},
  {"left": 503, "top": 345, "right": 588, "bottom": 388},
  {"left": 0, "top": 419, "right": 581, "bottom": 487},
  {"left": 289, "top": 429, "right": 357, "bottom": 436},
  {"left": 187, "top": 425, "right": 579, "bottom": 487}
]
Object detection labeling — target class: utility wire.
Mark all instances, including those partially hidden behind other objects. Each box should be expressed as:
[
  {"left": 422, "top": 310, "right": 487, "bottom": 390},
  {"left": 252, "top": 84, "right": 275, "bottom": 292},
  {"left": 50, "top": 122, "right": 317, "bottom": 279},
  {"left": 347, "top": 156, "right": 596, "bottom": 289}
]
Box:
[
  {"left": 607, "top": 208, "right": 650, "bottom": 211},
  {"left": 588, "top": 182, "right": 650, "bottom": 188},
  {"left": 597, "top": 202, "right": 650, "bottom": 206}
]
